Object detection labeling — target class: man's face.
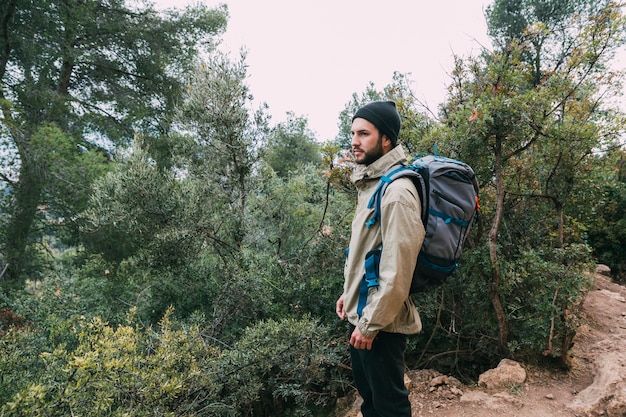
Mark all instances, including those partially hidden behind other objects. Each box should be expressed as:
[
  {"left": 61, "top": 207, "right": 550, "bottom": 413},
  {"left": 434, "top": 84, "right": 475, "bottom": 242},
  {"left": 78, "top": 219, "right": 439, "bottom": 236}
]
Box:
[{"left": 350, "top": 118, "right": 387, "bottom": 165}]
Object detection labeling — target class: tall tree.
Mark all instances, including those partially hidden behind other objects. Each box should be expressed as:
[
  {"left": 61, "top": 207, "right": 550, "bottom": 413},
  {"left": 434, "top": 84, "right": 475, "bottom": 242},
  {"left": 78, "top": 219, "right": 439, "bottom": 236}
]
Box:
[
  {"left": 81, "top": 50, "right": 272, "bottom": 329},
  {"left": 443, "top": 0, "right": 626, "bottom": 351},
  {"left": 0, "top": 0, "right": 227, "bottom": 284},
  {"left": 486, "top": 0, "right": 608, "bottom": 85}
]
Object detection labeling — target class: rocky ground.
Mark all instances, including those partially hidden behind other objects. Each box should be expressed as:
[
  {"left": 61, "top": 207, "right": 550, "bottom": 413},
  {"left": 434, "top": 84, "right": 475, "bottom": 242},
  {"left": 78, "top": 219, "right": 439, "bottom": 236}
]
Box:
[{"left": 339, "top": 268, "right": 626, "bottom": 417}]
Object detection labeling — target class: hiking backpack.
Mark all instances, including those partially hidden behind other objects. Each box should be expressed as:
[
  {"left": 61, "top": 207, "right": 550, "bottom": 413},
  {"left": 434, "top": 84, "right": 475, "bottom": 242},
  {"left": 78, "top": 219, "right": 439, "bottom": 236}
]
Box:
[{"left": 365, "top": 153, "right": 480, "bottom": 293}]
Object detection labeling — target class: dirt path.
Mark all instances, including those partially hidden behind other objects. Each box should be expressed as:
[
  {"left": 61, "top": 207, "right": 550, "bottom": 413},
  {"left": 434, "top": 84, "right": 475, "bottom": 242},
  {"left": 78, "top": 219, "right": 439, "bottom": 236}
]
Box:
[{"left": 340, "top": 272, "right": 626, "bottom": 417}]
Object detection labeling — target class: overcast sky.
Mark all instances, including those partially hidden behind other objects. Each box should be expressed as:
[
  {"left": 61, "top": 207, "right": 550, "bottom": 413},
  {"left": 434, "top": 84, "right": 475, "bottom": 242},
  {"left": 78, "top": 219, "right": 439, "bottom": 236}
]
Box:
[{"left": 152, "top": 1, "right": 622, "bottom": 142}]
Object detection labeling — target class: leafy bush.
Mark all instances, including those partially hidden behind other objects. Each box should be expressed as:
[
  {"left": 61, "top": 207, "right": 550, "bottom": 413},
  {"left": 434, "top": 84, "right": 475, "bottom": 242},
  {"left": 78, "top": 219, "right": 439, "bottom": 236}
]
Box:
[
  {"left": 586, "top": 161, "right": 626, "bottom": 281},
  {"left": 502, "top": 245, "right": 593, "bottom": 360},
  {"left": 406, "top": 244, "right": 593, "bottom": 376},
  {"left": 0, "top": 305, "right": 348, "bottom": 417},
  {"left": 218, "top": 317, "right": 348, "bottom": 416},
  {"left": 0, "top": 325, "right": 45, "bottom": 407}
]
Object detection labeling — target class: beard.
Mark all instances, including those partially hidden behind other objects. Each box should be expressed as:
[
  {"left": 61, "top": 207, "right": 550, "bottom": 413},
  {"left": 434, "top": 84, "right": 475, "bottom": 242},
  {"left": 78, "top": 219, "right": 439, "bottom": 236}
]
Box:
[{"left": 353, "top": 135, "right": 384, "bottom": 165}]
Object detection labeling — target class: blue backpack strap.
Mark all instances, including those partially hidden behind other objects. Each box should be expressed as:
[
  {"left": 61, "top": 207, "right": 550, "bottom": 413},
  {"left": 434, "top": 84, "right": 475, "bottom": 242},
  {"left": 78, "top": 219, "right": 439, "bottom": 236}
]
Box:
[
  {"left": 366, "top": 165, "right": 426, "bottom": 228},
  {"left": 429, "top": 209, "right": 471, "bottom": 228},
  {"left": 365, "top": 174, "right": 392, "bottom": 228},
  {"left": 357, "top": 248, "right": 381, "bottom": 317}
]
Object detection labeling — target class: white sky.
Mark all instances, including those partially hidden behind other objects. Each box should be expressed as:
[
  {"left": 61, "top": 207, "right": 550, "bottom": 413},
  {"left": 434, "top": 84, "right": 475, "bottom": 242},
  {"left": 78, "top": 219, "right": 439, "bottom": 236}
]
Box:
[{"left": 152, "top": 1, "right": 622, "bottom": 142}]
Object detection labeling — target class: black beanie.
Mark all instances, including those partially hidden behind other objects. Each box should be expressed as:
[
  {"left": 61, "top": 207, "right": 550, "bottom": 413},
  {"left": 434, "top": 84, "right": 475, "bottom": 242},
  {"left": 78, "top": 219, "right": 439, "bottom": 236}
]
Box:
[{"left": 352, "top": 101, "right": 401, "bottom": 145}]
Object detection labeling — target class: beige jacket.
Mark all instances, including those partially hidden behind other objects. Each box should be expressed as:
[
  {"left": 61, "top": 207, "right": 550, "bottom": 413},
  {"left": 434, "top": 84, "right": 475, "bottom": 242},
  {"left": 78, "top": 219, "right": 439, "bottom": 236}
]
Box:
[{"left": 344, "top": 146, "right": 424, "bottom": 338}]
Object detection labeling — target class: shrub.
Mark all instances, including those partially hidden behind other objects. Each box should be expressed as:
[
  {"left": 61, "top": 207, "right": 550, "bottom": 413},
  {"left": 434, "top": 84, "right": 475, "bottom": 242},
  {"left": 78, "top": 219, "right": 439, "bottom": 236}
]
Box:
[
  {"left": 0, "top": 307, "right": 348, "bottom": 417},
  {"left": 217, "top": 317, "right": 348, "bottom": 417}
]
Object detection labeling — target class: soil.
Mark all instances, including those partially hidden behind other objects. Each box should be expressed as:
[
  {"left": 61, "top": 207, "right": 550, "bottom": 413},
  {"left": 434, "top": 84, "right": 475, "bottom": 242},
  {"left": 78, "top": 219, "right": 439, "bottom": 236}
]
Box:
[{"left": 338, "top": 271, "right": 626, "bottom": 417}]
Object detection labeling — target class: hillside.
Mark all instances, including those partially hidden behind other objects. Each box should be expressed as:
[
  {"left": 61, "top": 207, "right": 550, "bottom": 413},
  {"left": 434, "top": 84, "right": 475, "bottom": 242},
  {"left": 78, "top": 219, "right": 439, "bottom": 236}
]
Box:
[{"left": 340, "top": 269, "right": 626, "bottom": 417}]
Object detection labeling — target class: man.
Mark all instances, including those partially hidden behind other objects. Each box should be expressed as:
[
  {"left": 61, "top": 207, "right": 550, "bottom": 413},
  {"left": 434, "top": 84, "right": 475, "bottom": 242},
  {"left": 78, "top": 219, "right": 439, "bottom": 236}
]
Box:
[{"left": 336, "top": 101, "right": 424, "bottom": 416}]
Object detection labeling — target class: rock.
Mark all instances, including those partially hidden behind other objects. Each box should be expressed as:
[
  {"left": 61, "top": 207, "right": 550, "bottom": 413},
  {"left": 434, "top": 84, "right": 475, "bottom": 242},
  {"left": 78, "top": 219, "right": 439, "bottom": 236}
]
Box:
[
  {"left": 568, "top": 351, "right": 626, "bottom": 417},
  {"left": 442, "top": 389, "right": 458, "bottom": 400},
  {"left": 596, "top": 264, "right": 611, "bottom": 276},
  {"left": 429, "top": 375, "right": 450, "bottom": 387},
  {"left": 460, "top": 390, "right": 491, "bottom": 403},
  {"left": 448, "top": 376, "right": 462, "bottom": 387},
  {"left": 352, "top": 396, "right": 363, "bottom": 413},
  {"left": 478, "top": 359, "right": 527, "bottom": 391}
]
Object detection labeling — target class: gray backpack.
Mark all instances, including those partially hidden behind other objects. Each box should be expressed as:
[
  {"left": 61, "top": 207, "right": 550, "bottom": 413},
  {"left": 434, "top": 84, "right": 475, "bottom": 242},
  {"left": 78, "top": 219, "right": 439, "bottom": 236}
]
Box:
[{"left": 365, "top": 154, "right": 479, "bottom": 293}]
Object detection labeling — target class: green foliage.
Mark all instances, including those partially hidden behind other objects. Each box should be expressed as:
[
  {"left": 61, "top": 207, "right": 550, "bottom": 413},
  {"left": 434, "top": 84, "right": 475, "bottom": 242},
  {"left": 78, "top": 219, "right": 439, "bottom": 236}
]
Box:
[
  {"left": 505, "top": 245, "right": 593, "bottom": 361},
  {"left": 1, "top": 2, "right": 626, "bottom": 414},
  {"left": 0, "top": 306, "right": 347, "bottom": 417},
  {"left": 77, "top": 51, "right": 353, "bottom": 343},
  {"left": 78, "top": 50, "right": 265, "bottom": 327},
  {"left": 0, "top": 273, "right": 95, "bottom": 405},
  {"left": 247, "top": 164, "right": 352, "bottom": 326},
  {"left": 486, "top": 0, "right": 615, "bottom": 85},
  {"left": 502, "top": 245, "right": 593, "bottom": 358},
  {"left": 64, "top": 254, "right": 140, "bottom": 324},
  {"left": 1, "top": 309, "right": 220, "bottom": 416},
  {"left": 585, "top": 149, "right": 626, "bottom": 280},
  {"left": 0, "top": 326, "right": 46, "bottom": 407},
  {"left": 486, "top": 0, "right": 602, "bottom": 47},
  {"left": 408, "top": 243, "right": 594, "bottom": 376},
  {"left": 264, "top": 113, "right": 322, "bottom": 178},
  {"left": 431, "top": 0, "right": 626, "bottom": 358},
  {"left": 81, "top": 140, "right": 184, "bottom": 263},
  {"left": 0, "top": 0, "right": 228, "bottom": 283},
  {"left": 220, "top": 317, "right": 347, "bottom": 416}
]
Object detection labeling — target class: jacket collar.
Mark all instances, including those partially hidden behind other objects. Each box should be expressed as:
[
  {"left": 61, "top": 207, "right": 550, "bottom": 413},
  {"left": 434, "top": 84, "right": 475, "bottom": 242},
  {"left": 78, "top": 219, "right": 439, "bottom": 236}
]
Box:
[{"left": 350, "top": 145, "right": 408, "bottom": 184}]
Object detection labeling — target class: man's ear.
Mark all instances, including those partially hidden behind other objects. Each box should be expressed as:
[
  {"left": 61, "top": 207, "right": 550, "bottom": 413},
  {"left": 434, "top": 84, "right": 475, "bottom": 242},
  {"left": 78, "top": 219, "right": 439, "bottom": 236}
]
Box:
[{"left": 382, "top": 135, "right": 394, "bottom": 153}]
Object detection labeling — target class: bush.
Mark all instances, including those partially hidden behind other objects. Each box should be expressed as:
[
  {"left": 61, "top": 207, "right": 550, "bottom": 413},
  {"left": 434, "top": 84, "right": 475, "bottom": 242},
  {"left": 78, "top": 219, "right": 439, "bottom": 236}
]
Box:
[
  {"left": 587, "top": 178, "right": 626, "bottom": 282},
  {"left": 406, "top": 244, "right": 594, "bottom": 376},
  {"left": 219, "top": 317, "right": 348, "bottom": 417},
  {"left": 502, "top": 245, "right": 593, "bottom": 361},
  {"left": 0, "top": 306, "right": 348, "bottom": 417}
]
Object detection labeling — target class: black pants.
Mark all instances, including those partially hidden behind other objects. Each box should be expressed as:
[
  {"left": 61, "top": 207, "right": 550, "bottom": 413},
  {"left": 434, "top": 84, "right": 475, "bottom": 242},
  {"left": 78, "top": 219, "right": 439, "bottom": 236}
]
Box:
[{"left": 349, "top": 325, "right": 411, "bottom": 417}]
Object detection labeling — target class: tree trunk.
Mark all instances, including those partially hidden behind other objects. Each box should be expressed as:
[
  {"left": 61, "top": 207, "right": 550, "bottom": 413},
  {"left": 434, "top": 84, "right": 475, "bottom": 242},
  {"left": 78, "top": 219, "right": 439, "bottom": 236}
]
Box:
[
  {"left": 489, "top": 134, "right": 509, "bottom": 351},
  {"left": 4, "top": 161, "right": 43, "bottom": 284}
]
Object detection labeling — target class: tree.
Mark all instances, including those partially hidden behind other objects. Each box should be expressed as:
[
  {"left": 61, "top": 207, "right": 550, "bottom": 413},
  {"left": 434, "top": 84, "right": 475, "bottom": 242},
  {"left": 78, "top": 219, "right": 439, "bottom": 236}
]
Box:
[
  {"left": 0, "top": 0, "right": 228, "bottom": 285},
  {"left": 441, "top": 0, "right": 626, "bottom": 354},
  {"left": 264, "top": 112, "right": 321, "bottom": 178},
  {"left": 80, "top": 49, "right": 271, "bottom": 328},
  {"left": 486, "top": 0, "right": 610, "bottom": 85}
]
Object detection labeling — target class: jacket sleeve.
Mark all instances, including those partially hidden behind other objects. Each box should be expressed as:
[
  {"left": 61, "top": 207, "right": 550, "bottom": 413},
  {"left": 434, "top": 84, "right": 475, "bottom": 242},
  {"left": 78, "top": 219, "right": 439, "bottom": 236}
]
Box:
[{"left": 357, "top": 178, "right": 425, "bottom": 338}]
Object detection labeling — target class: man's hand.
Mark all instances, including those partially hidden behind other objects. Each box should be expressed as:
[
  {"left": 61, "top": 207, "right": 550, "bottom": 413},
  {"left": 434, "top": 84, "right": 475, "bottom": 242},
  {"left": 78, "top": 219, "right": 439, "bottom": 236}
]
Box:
[
  {"left": 336, "top": 294, "right": 347, "bottom": 319},
  {"left": 350, "top": 326, "right": 374, "bottom": 350}
]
